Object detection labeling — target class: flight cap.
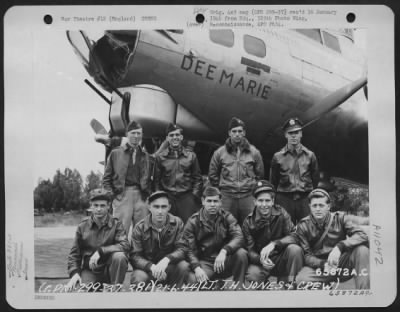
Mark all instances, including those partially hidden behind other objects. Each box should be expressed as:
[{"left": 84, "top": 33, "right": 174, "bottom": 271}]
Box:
[
  {"left": 253, "top": 180, "right": 276, "bottom": 198},
  {"left": 148, "top": 191, "right": 170, "bottom": 204},
  {"left": 282, "top": 117, "right": 303, "bottom": 132},
  {"left": 126, "top": 120, "right": 142, "bottom": 132},
  {"left": 228, "top": 117, "right": 245, "bottom": 130},
  {"left": 308, "top": 188, "right": 331, "bottom": 201},
  {"left": 166, "top": 123, "right": 183, "bottom": 135},
  {"left": 90, "top": 188, "right": 111, "bottom": 201},
  {"left": 202, "top": 186, "right": 221, "bottom": 198}
]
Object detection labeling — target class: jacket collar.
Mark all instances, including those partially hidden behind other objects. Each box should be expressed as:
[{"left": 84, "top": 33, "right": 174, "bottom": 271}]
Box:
[
  {"left": 225, "top": 137, "right": 251, "bottom": 154},
  {"left": 89, "top": 214, "right": 112, "bottom": 229},
  {"left": 248, "top": 205, "right": 283, "bottom": 227},
  {"left": 310, "top": 211, "right": 331, "bottom": 230},
  {"left": 158, "top": 144, "right": 188, "bottom": 157},
  {"left": 199, "top": 207, "right": 224, "bottom": 225},
  {"left": 282, "top": 144, "right": 307, "bottom": 155},
  {"left": 143, "top": 213, "right": 177, "bottom": 232},
  {"left": 123, "top": 142, "right": 145, "bottom": 153}
]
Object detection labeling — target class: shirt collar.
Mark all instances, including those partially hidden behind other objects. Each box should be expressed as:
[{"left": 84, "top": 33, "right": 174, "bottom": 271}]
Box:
[
  {"left": 199, "top": 207, "right": 223, "bottom": 225},
  {"left": 143, "top": 213, "right": 176, "bottom": 232},
  {"left": 89, "top": 214, "right": 112, "bottom": 229},
  {"left": 250, "top": 205, "right": 282, "bottom": 226},
  {"left": 283, "top": 144, "right": 304, "bottom": 155},
  {"left": 123, "top": 142, "right": 143, "bottom": 153}
]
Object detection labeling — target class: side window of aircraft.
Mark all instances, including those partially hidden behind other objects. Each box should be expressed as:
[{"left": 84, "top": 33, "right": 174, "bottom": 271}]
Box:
[
  {"left": 295, "top": 29, "right": 323, "bottom": 44},
  {"left": 322, "top": 31, "right": 341, "bottom": 53},
  {"left": 243, "top": 35, "right": 266, "bottom": 58},
  {"left": 209, "top": 29, "right": 234, "bottom": 47}
]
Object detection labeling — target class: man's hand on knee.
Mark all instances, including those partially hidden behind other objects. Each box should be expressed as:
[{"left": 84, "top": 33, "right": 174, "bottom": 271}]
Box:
[
  {"left": 66, "top": 273, "right": 81, "bottom": 292},
  {"left": 327, "top": 246, "right": 341, "bottom": 268},
  {"left": 194, "top": 267, "right": 209, "bottom": 283},
  {"left": 214, "top": 249, "right": 227, "bottom": 273}
]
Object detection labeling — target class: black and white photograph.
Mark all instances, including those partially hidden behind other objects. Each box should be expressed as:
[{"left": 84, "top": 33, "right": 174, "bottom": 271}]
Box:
[{"left": 4, "top": 5, "right": 396, "bottom": 309}]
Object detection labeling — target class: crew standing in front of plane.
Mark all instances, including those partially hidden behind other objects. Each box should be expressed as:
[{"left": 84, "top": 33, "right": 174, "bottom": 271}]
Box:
[
  {"left": 270, "top": 118, "right": 319, "bottom": 224},
  {"left": 103, "top": 120, "right": 151, "bottom": 236},
  {"left": 209, "top": 117, "right": 264, "bottom": 225},
  {"left": 153, "top": 123, "right": 203, "bottom": 222}
]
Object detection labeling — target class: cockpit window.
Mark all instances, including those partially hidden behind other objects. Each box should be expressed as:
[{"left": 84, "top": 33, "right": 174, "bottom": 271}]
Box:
[
  {"left": 209, "top": 29, "right": 234, "bottom": 47},
  {"left": 243, "top": 35, "right": 266, "bottom": 58},
  {"left": 295, "top": 29, "right": 323, "bottom": 44},
  {"left": 322, "top": 31, "right": 341, "bottom": 53}
]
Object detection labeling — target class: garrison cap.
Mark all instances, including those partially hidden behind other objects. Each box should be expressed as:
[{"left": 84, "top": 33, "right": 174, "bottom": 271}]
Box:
[
  {"left": 282, "top": 117, "right": 303, "bottom": 132},
  {"left": 148, "top": 191, "right": 170, "bottom": 203},
  {"left": 308, "top": 188, "right": 331, "bottom": 201},
  {"left": 126, "top": 120, "right": 142, "bottom": 132},
  {"left": 90, "top": 188, "right": 110, "bottom": 201},
  {"left": 202, "top": 186, "right": 221, "bottom": 198},
  {"left": 166, "top": 123, "right": 183, "bottom": 135},
  {"left": 228, "top": 117, "right": 245, "bottom": 130},
  {"left": 253, "top": 180, "right": 276, "bottom": 198}
]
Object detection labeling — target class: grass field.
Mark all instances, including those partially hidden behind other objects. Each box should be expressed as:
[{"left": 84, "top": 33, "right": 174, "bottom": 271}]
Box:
[{"left": 34, "top": 211, "right": 87, "bottom": 227}]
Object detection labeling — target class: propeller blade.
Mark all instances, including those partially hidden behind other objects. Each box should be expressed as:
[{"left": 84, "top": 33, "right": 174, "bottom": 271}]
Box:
[{"left": 90, "top": 118, "right": 108, "bottom": 135}]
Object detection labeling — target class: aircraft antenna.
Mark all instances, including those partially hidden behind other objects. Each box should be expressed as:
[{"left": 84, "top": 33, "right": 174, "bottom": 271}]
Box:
[{"left": 84, "top": 79, "right": 112, "bottom": 105}]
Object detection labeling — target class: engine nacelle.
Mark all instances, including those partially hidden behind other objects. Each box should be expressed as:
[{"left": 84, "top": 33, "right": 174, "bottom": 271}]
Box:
[{"left": 110, "top": 85, "right": 215, "bottom": 141}]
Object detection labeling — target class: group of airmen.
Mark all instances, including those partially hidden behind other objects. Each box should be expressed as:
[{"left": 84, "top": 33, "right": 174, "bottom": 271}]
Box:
[{"left": 66, "top": 116, "right": 370, "bottom": 291}]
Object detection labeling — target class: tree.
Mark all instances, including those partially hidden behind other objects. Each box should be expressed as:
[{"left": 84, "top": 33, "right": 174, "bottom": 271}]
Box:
[
  {"left": 62, "top": 168, "right": 83, "bottom": 211},
  {"left": 34, "top": 167, "right": 103, "bottom": 213},
  {"left": 34, "top": 178, "right": 54, "bottom": 212},
  {"left": 82, "top": 170, "right": 103, "bottom": 209},
  {"left": 52, "top": 169, "right": 65, "bottom": 212},
  {"left": 84, "top": 170, "right": 103, "bottom": 196}
]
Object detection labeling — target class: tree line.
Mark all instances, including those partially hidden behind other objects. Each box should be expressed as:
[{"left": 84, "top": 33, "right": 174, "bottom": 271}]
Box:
[{"left": 34, "top": 168, "right": 103, "bottom": 212}]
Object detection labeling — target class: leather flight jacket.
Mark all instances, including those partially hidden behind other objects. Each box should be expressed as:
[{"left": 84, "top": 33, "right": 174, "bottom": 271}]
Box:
[
  {"left": 209, "top": 138, "right": 264, "bottom": 197},
  {"left": 154, "top": 146, "right": 203, "bottom": 198},
  {"left": 242, "top": 205, "right": 297, "bottom": 265},
  {"left": 295, "top": 211, "right": 369, "bottom": 269},
  {"left": 67, "top": 214, "right": 130, "bottom": 277},
  {"left": 130, "top": 213, "right": 185, "bottom": 272},
  {"left": 103, "top": 143, "right": 151, "bottom": 197},
  {"left": 181, "top": 208, "right": 245, "bottom": 270},
  {"left": 270, "top": 144, "right": 319, "bottom": 193}
]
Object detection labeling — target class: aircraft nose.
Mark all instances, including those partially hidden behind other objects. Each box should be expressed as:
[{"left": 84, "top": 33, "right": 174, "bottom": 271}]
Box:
[{"left": 67, "top": 30, "right": 139, "bottom": 92}]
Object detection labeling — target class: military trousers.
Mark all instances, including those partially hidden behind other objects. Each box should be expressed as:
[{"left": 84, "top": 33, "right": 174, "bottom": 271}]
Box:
[
  {"left": 112, "top": 186, "right": 149, "bottom": 237},
  {"left": 221, "top": 193, "right": 254, "bottom": 226},
  {"left": 168, "top": 191, "right": 201, "bottom": 223},
  {"left": 296, "top": 245, "right": 370, "bottom": 289},
  {"left": 130, "top": 260, "right": 191, "bottom": 288},
  {"left": 275, "top": 192, "right": 309, "bottom": 224},
  {"left": 246, "top": 244, "right": 304, "bottom": 283},
  {"left": 187, "top": 248, "right": 248, "bottom": 286},
  {"left": 81, "top": 252, "right": 128, "bottom": 287}
]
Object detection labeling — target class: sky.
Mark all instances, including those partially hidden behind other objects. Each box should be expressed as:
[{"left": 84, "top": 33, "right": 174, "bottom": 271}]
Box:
[
  {"left": 5, "top": 27, "right": 366, "bottom": 185},
  {"left": 31, "top": 31, "right": 109, "bottom": 183}
]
